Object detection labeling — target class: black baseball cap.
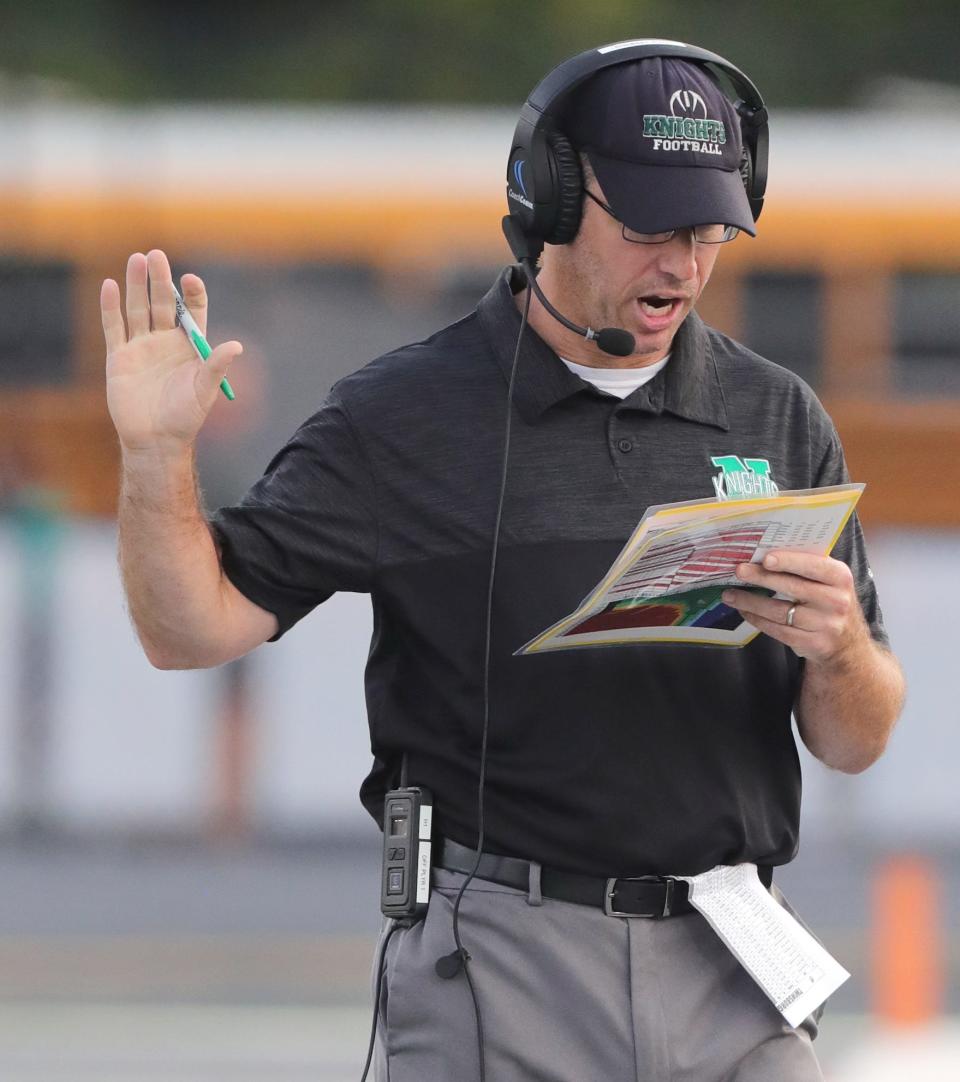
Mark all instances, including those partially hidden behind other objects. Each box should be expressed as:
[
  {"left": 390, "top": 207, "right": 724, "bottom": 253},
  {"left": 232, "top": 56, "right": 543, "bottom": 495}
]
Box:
[{"left": 562, "top": 57, "right": 757, "bottom": 236}]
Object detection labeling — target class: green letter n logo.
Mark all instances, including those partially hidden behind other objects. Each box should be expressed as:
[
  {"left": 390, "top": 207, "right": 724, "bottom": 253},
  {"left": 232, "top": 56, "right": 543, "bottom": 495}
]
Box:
[{"left": 711, "top": 456, "right": 779, "bottom": 501}]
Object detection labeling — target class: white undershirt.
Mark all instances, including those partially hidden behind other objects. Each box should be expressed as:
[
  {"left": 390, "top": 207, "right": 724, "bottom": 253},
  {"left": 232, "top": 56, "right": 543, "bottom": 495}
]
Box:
[{"left": 561, "top": 353, "right": 671, "bottom": 399}]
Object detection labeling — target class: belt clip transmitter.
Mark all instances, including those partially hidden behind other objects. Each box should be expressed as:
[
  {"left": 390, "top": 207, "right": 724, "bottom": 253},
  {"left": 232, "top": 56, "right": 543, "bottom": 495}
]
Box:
[{"left": 380, "top": 786, "right": 434, "bottom": 919}]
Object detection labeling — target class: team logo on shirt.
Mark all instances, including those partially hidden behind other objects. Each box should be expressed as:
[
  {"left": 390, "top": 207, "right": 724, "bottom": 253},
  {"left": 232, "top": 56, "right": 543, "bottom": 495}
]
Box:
[{"left": 710, "top": 456, "right": 779, "bottom": 500}]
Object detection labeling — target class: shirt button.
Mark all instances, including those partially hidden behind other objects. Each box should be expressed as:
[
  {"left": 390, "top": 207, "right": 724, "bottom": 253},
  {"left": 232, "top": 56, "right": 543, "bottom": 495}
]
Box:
[{"left": 616, "top": 438, "right": 633, "bottom": 453}]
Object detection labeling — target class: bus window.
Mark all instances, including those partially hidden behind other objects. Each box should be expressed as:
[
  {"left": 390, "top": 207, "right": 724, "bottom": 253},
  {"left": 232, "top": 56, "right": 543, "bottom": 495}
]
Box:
[
  {"left": 894, "top": 272, "right": 960, "bottom": 396},
  {"left": 742, "top": 271, "right": 822, "bottom": 390},
  {"left": 0, "top": 261, "right": 73, "bottom": 386}
]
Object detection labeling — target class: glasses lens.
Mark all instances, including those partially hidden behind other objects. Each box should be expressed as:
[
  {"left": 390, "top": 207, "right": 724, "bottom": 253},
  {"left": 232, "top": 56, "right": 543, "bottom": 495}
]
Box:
[
  {"left": 622, "top": 226, "right": 675, "bottom": 245},
  {"left": 619, "top": 224, "right": 741, "bottom": 245},
  {"left": 693, "top": 224, "right": 740, "bottom": 244}
]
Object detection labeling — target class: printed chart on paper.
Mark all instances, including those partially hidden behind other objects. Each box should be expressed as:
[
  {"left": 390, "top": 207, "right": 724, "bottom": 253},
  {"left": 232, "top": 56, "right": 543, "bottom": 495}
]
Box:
[{"left": 519, "top": 484, "right": 863, "bottom": 652}]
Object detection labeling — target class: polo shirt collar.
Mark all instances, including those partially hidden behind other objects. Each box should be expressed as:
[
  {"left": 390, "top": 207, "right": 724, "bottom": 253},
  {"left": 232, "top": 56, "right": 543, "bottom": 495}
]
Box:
[
  {"left": 476, "top": 265, "right": 729, "bottom": 432},
  {"left": 477, "top": 266, "right": 586, "bottom": 422}
]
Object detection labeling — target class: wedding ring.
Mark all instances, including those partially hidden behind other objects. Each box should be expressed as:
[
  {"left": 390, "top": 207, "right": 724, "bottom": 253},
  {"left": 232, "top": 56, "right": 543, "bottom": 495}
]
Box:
[{"left": 785, "top": 604, "right": 798, "bottom": 628}]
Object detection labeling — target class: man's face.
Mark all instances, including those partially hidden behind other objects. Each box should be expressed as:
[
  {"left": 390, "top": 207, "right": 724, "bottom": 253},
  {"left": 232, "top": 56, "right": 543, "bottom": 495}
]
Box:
[{"left": 541, "top": 179, "right": 723, "bottom": 366}]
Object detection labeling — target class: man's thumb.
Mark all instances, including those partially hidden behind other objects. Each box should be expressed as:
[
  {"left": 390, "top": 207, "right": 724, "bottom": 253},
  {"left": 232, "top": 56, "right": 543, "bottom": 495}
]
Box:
[
  {"left": 196, "top": 341, "right": 243, "bottom": 405},
  {"left": 207, "top": 341, "right": 244, "bottom": 375}
]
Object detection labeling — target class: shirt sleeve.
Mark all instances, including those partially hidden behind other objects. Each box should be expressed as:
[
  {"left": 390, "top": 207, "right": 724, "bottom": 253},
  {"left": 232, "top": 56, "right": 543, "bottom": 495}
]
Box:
[
  {"left": 209, "top": 391, "right": 378, "bottom": 641},
  {"left": 813, "top": 426, "right": 889, "bottom": 648}
]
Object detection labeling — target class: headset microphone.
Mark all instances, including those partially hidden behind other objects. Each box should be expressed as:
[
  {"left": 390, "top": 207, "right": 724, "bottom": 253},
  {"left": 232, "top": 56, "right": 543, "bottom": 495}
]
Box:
[
  {"left": 502, "top": 216, "right": 636, "bottom": 358},
  {"left": 519, "top": 261, "right": 635, "bottom": 357}
]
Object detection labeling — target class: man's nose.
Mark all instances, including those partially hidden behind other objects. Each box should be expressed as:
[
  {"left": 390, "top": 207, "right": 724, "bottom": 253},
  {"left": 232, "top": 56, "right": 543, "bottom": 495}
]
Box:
[{"left": 652, "top": 229, "right": 698, "bottom": 280}]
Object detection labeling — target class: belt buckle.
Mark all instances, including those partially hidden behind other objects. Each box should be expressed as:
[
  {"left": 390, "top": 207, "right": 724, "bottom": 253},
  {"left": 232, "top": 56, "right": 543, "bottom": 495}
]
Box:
[{"left": 604, "top": 875, "right": 676, "bottom": 918}]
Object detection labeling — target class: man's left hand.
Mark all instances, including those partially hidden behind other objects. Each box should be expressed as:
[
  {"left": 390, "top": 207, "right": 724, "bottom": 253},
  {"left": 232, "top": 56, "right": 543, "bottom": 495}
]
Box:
[{"left": 721, "top": 551, "right": 870, "bottom": 664}]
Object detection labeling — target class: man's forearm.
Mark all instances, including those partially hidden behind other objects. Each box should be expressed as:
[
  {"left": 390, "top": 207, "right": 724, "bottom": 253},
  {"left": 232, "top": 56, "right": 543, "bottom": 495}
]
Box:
[
  {"left": 795, "top": 635, "right": 905, "bottom": 774},
  {"left": 118, "top": 446, "right": 230, "bottom": 669}
]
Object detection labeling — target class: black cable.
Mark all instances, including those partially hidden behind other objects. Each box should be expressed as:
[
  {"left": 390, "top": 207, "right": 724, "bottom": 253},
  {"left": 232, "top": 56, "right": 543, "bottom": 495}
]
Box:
[
  {"left": 447, "top": 281, "right": 532, "bottom": 1082},
  {"left": 359, "top": 918, "right": 403, "bottom": 1082}
]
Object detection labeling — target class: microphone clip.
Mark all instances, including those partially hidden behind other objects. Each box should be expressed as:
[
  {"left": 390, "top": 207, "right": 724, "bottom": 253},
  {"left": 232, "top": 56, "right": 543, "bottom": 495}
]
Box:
[{"left": 435, "top": 946, "right": 471, "bottom": 980}]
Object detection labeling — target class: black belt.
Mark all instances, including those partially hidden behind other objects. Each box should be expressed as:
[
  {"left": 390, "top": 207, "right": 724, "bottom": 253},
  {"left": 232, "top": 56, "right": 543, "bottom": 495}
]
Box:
[{"left": 437, "top": 837, "right": 773, "bottom": 919}]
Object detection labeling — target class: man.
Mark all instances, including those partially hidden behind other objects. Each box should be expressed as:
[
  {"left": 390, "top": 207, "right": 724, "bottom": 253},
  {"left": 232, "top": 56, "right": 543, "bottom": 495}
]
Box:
[{"left": 103, "top": 43, "right": 904, "bottom": 1082}]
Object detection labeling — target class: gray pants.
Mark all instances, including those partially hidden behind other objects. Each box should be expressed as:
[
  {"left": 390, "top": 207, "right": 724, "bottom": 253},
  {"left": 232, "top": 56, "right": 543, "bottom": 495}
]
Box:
[{"left": 372, "top": 866, "right": 825, "bottom": 1081}]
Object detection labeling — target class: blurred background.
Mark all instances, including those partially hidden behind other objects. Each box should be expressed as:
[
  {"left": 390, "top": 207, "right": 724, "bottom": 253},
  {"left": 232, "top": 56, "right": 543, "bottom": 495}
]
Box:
[{"left": 1, "top": 1, "right": 958, "bottom": 1078}]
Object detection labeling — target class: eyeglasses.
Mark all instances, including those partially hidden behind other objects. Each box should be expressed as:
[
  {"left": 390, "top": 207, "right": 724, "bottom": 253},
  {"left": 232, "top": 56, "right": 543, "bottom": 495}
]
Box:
[{"left": 584, "top": 190, "right": 740, "bottom": 245}]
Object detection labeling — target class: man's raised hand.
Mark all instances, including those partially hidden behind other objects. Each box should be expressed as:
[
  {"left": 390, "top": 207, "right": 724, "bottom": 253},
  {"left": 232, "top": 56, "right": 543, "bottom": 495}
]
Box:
[{"left": 102, "top": 249, "right": 242, "bottom": 457}]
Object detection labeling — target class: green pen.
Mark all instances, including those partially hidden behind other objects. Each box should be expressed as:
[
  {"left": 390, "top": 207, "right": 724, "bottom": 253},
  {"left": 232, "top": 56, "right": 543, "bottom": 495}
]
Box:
[{"left": 172, "top": 283, "right": 235, "bottom": 401}]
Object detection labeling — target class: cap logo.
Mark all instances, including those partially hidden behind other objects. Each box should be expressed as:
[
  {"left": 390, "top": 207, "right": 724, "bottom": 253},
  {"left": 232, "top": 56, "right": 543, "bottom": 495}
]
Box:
[
  {"left": 643, "top": 86, "right": 727, "bottom": 157},
  {"left": 669, "top": 89, "right": 707, "bottom": 118}
]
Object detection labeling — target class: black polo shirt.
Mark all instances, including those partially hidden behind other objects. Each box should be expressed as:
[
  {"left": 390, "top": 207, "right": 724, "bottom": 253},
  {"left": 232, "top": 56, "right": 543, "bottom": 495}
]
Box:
[{"left": 211, "top": 266, "right": 886, "bottom": 878}]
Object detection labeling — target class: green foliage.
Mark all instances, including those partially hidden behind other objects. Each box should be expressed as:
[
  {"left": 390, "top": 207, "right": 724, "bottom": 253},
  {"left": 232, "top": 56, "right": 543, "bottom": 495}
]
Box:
[{"left": 0, "top": 0, "right": 957, "bottom": 106}]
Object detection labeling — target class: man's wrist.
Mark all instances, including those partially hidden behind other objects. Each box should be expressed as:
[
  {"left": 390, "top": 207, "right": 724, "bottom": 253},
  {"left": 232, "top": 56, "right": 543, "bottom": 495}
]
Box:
[
  {"left": 119, "top": 442, "right": 203, "bottom": 518},
  {"left": 805, "top": 620, "right": 872, "bottom": 677},
  {"left": 120, "top": 441, "right": 195, "bottom": 471}
]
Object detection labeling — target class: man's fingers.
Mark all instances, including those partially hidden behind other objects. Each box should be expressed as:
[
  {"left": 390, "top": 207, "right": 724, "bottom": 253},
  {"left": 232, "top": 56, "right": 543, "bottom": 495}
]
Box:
[
  {"left": 759, "top": 551, "right": 852, "bottom": 589},
  {"left": 180, "top": 273, "right": 209, "bottom": 337},
  {"left": 100, "top": 278, "right": 127, "bottom": 353},
  {"left": 125, "top": 252, "right": 150, "bottom": 337},
  {"left": 146, "top": 249, "right": 177, "bottom": 331},
  {"left": 734, "top": 564, "right": 832, "bottom": 607},
  {"left": 736, "top": 609, "right": 808, "bottom": 653},
  {"left": 724, "top": 589, "right": 810, "bottom": 630},
  {"left": 197, "top": 340, "right": 243, "bottom": 399}
]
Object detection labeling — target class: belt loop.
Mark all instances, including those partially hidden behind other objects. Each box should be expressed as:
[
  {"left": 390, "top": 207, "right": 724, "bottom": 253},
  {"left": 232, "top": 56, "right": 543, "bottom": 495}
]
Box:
[{"left": 526, "top": 860, "right": 543, "bottom": 907}]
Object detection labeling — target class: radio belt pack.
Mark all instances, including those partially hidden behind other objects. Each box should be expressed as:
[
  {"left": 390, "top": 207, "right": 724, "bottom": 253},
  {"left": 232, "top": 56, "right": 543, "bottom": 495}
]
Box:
[{"left": 379, "top": 784, "right": 433, "bottom": 919}]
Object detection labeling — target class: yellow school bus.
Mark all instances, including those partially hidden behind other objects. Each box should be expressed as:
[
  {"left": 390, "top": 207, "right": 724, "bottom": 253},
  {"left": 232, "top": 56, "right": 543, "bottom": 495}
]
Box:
[{"left": 1, "top": 105, "right": 957, "bottom": 524}]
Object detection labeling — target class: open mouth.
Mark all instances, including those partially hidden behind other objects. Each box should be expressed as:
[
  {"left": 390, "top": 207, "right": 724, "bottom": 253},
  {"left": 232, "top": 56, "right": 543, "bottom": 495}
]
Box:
[
  {"left": 635, "top": 295, "right": 685, "bottom": 330},
  {"left": 638, "top": 295, "right": 679, "bottom": 317}
]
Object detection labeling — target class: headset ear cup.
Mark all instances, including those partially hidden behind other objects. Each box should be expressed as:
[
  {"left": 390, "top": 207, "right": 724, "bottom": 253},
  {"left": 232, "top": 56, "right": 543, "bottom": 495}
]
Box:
[{"left": 544, "top": 131, "right": 583, "bottom": 245}]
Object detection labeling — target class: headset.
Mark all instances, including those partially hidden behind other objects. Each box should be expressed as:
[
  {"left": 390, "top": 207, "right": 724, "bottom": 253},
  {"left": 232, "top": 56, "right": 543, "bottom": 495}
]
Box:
[{"left": 502, "top": 38, "right": 769, "bottom": 266}]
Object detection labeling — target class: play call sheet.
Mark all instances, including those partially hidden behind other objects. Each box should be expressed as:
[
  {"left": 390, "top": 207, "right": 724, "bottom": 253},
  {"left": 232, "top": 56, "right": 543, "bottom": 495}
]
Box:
[{"left": 518, "top": 484, "right": 864, "bottom": 653}]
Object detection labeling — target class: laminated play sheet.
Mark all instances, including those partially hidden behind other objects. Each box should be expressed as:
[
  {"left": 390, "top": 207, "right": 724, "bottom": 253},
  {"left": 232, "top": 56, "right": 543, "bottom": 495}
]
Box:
[
  {"left": 680, "top": 862, "right": 850, "bottom": 1027},
  {"left": 518, "top": 484, "right": 863, "bottom": 652}
]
